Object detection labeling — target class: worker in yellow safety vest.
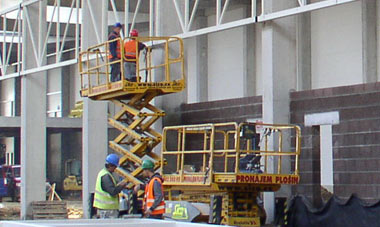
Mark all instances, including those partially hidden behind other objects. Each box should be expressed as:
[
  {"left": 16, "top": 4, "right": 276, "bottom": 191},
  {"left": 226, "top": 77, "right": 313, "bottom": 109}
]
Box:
[
  {"left": 93, "top": 154, "right": 127, "bottom": 218},
  {"left": 134, "top": 159, "right": 165, "bottom": 219}
]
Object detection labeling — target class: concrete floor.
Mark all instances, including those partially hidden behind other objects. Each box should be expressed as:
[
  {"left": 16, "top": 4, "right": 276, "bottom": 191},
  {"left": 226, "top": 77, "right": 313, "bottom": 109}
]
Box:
[{"left": 0, "top": 219, "right": 219, "bottom": 227}]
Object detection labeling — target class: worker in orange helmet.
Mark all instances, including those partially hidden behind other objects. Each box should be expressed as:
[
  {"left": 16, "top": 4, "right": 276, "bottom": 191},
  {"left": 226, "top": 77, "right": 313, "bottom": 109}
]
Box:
[{"left": 124, "top": 29, "right": 146, "bottom": 82}]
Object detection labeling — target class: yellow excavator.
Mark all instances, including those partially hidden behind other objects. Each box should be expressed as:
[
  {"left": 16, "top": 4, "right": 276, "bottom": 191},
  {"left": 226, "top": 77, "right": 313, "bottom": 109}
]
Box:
[
  {"left": 78, "top": 36, "right": 301, "bottom": 226},
  {"left": 63, "top": 159, "right": 82, "bottom": 192}
]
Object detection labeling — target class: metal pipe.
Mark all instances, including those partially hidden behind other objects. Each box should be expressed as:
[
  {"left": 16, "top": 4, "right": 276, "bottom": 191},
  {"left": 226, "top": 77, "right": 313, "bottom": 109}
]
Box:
[
  {"left": 59, "top": 0, "right": 76, "bottom": 61},
  {"left": 23, "top": 7, "right": 40, "bottom": 66},
  {"left": 2, "top": 13, "right": 7, "bottom": 72},
  {"left": 149, "top": 0, "right": 154, "bottom": 36},
  {"left": 180, "top": 127, "right": 186, "bottom": 182},
  {"left": 110, "top": 0, "right": 124, "bottom": 38},
  {"left": 155, "top": 0, "right": 160, "bottom": 36},
  {"left": 86, "top": 0, "right": 102, "bottom": 44},
  {"left": 130, "top": 0, "right": 142, "bottom": 32},
  {"left": 278, "top": 130, "right": 282, "bottom": 174},
  {"left": 219, "top": 0, "right": 230, "bottom": 24},
  {"left": 5, "top": 10, "right": 20, "bottom": 74},
  {"left": 172, "top": 0, "right": 185, "bottom": 32},
  {"left": 75, "top": 0, "right": 79, "bottom": 59},
  {"left": 185, "top": 0, "right": 189, "bottom": 30},
  {"left": 176, "top": 130, "right": 181, "bottom": 173},
  {"left": 125, "top": 0, "right": 129, "bottom": 36},
  {"left": 56, "top": 0, "right": 61, "bottom": 62},
  {"left": 216, "top": 0, "right": 221, "bottom": 25},
  {"left": 251, "top": 0, "right": 257, "bottom": 18},
  {"left": 264, "top": 134, "right": 268, "bottom": 173},
  {"left": 224, "top": 132, "right": 228, "bottom": 173},
  {"left": 203, "top": 132, "right": 207, "bottom": 172},
  {"left": 209, "top": 126, "right": 215, "bottom": 183},
  {"left": 187, "top": 0, "right": 199, "bottom": 31}
]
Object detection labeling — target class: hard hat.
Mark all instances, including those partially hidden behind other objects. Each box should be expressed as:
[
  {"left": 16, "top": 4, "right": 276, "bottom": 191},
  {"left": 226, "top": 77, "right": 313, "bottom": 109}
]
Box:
[
  {"left": 106, "top": 154, "right": 120, "bottom": 166},
  {"left": 130, "top": 29, "right": 139, "bottom": 37},
  {"left": 114, "top": 22, "right": 122, "bottom": 28},
  {"left": 142, "top": 159, "right": 154, "bottom": 170}
]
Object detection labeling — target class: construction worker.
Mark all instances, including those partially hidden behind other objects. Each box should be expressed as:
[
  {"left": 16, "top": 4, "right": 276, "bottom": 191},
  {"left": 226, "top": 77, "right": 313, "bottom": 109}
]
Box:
[
  {"left": 124, "top": 29, "right": 146, "bottom": 82},
  {"left": 93, "top": 154, "right": 127, "bottom": 218},
  {"left": 134, "top": 159, "right": 165, "bottom": 219},
  {"left": 108, "top": 22, "right": 122, "bottom": 82}
]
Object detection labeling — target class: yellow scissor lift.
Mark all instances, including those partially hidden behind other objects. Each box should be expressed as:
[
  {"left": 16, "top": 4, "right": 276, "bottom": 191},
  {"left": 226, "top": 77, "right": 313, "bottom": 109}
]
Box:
[
  {"left": 161, "top": 122, "right": 301, "bottom": 226},
  {"left": 79, "top": 36, "right": 185, "bottom": 188}
]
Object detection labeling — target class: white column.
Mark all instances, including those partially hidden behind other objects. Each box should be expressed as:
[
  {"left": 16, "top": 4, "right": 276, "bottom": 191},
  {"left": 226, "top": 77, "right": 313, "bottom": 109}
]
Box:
[
  {"left": 362, "top": 0, "right": 377, "bottom": 82},
  {"left": 187, "top": 15, "right": 208, "bottom": 103},
  {"left": 82, "top": 99, "right": 108, "bottom": 218},
  {"left": 81, "top": 0, "right": 108, "bottom": 218},
  {"left": 296, "top": 13, "right": 311, "bottom": 91},
  {"left": 20, "top": 0, "right": 47, "bottom": 219},
  {"left": 261, "top": 1, "right": 297, "bottom": 223}
]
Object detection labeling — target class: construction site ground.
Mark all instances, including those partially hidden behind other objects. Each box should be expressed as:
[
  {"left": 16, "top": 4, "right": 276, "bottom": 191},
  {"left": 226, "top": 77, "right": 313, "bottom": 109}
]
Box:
[{"left": 0, "top": 197, "right": 83, "bottom": 220}]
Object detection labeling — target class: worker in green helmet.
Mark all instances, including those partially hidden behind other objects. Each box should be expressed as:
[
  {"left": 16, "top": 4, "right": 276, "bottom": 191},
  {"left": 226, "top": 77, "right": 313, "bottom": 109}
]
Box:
[{"left": 134, "top": 159, "right": 165, "bottom": 219}]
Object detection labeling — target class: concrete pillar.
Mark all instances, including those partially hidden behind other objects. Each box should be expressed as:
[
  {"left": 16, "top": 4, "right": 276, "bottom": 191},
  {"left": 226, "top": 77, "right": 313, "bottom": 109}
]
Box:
[
  {"left": 261, "top": 1, "right": 297, "bottom": 223},
  {"left": 47, "top": 133, "right": 62, "bottom": 189},
  {"left": 20, "top": 0, "right": 47, "bottom": 219},
  {"left": 82, "top": 99, "right": 108, "bottom": 218},
  {"left": 296, "top": 13, "right": 311, "bottom": 91},
  {"left": 245, "top": 23, "right": 256, "bottom": 97},
  {"left": 311, "top": 126, "right": 322, "bottom": 208},
  {"left": 187, "top": 16, "right": 208, "bottom": 103},
  {"left": 61, "top": 66, "right": 71, "bottom": 117},
  {"left": 158, "top": 0, "right": 187, "bottom": 126},
  {"left": 81, "top": 0, "right": 108, "bottom": 218},
  {"left": 362, "top": 0, "right": 377, "bottom": 82}
]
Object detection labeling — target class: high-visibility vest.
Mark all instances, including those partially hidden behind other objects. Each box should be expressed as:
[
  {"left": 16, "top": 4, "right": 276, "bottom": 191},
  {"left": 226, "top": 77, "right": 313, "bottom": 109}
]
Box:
[
  {"left": 93, "top": 168, "right": 119, "bottom": 210},
  {"left": 124, "top": 40, "right": 137, "bottom": 59},
  {"left": 143, "top": 176, "right": 165, "bottom": 215},
  {"left": 108, "top": 33, "right": 121, "bottom": 59}
]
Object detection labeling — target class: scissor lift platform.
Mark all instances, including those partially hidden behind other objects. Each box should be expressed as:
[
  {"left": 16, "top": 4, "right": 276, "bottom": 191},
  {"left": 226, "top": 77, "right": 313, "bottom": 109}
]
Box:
[
  {"left": 80, "top": 80, "right": 185, "bottom": 100},
  {"left": 160, "top": 122, "right": 301, "bottom": 226},
  {"left": 79, "top": 37, "right": 185, "bottom": 188}
]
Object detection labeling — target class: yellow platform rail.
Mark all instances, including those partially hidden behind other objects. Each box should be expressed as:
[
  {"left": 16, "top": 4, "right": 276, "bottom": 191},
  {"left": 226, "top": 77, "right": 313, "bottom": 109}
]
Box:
[
  {"left": 161, "top": 122, "right": 301, "bottom": 189},
  {"left": 79, "top": 37, "right": 185, "bottom": 100}
]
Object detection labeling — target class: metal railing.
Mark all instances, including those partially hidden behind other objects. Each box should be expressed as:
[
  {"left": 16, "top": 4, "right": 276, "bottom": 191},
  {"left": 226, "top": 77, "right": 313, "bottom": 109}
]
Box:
[
  {"left": 78, "top": 36, "right": 185, "bottom": 96},
  {"left": 161, "top": 122, "right": 301, "bottom": 185}
]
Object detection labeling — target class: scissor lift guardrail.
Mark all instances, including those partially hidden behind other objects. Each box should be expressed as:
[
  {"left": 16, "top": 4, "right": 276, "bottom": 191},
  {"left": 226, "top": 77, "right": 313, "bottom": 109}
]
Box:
[{"left": 160, "top": 122, "right": 301, "bottom": 226}]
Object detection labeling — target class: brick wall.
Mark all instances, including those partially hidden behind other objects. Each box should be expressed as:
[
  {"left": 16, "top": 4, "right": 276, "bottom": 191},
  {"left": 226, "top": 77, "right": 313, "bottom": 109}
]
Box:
[
  {"left": 290, "top": 82, "right": 380, "bottom": 201},
  {"left": 175, "top": 96, "right": 262, "bottom": 172},
  {"left": 179, "top": 96, "right": 262, "bottom": 124}
]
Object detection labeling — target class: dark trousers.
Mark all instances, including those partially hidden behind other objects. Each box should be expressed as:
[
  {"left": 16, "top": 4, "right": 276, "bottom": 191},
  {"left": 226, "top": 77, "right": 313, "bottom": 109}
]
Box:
[
  {"left": 147, "top": 214, "right": 163, "bottom": 219},
  {"left": 110, "top": 61, "right": 121, "bottom": 82}
]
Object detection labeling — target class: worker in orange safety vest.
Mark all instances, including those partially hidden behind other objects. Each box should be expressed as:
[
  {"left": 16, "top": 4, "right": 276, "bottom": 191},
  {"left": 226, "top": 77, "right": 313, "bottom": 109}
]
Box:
[
  {"left": 108, "top": 22, "right": 122, "bottom": 82},
  {"left": 134, "top": 159, "right": 165, "bottom": 219},
  {"left": 124, "top": 29, "right": 146, "bottom": 82}
]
